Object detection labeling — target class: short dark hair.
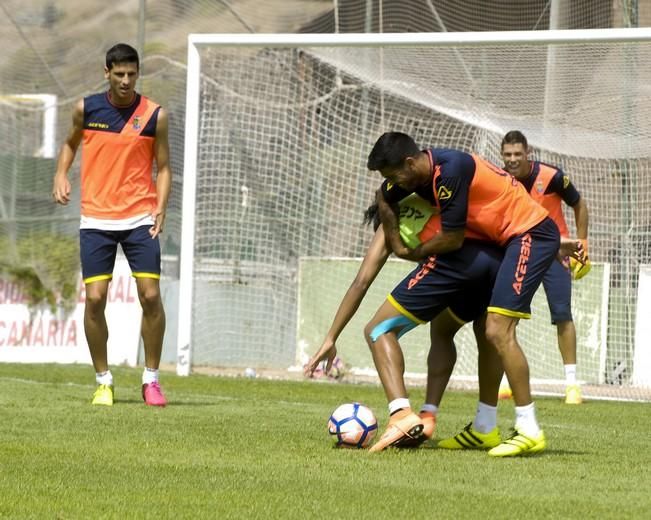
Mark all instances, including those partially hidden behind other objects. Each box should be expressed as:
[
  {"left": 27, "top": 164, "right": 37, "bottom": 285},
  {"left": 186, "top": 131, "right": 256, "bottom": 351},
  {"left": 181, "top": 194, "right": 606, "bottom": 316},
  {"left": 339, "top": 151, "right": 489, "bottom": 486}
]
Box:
[
  {"left": 501, "top": 130, "right": 528, "bottom": 150},
  {"left": 105, "top": 43, "right": 139, "bottom": 71},
  {"left": 367, "top": 132, "right": 420, "bottom": 171}
]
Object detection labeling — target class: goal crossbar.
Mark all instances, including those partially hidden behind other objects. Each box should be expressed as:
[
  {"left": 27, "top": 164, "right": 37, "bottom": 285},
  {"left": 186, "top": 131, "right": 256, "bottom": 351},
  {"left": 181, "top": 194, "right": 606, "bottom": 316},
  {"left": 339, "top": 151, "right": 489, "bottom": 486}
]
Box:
[{"left": 188, "top": 28, "right": 651, "bottom": 48}]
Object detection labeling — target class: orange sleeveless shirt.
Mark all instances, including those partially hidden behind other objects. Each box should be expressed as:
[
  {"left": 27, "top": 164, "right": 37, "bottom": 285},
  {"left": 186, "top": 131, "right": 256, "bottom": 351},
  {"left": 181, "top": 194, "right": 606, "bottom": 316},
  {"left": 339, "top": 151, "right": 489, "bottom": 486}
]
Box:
[
  {"left": 430, "top": 151, "right": 549, "bottom": 245},
  {"left": 81, "top": 94, "right": 159, "bottom": 220},
  {"left": 526, "top": 163, "right": 569, "bottom": 238}
]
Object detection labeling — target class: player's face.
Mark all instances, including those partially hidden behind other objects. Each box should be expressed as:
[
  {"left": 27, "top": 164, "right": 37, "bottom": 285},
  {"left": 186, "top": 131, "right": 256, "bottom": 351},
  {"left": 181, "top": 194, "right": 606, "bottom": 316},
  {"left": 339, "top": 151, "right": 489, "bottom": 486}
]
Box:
[
  {"left": 501, "top": 142, "right": 529, "bottom": 179},
  {"left": 105, "top": 62, "right": 139, "bottom": 105},
  {"left": 379, "top": 157, "right": 422, "bottom": 191}
]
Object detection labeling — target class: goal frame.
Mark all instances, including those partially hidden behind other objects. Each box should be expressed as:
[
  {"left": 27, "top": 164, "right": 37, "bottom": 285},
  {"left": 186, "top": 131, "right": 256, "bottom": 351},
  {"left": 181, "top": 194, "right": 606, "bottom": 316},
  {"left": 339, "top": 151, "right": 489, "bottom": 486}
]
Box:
[{"left": 177, "top": 27, "right": 651, "bottom": 376}]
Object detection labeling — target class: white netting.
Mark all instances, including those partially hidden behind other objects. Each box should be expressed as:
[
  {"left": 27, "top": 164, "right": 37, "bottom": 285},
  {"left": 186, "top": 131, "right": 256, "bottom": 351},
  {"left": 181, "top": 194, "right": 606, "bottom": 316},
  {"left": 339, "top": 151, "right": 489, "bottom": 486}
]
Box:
[{"left": 183, "top": 34, "right": 651, "bottom": 400}]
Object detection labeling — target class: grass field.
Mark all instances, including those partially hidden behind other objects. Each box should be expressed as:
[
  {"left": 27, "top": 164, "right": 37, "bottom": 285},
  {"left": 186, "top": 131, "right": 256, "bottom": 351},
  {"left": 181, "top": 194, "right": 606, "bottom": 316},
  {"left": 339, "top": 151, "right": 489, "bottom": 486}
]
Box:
[{"left": 0, "top": 363, "right": 649, "bottom": 519}]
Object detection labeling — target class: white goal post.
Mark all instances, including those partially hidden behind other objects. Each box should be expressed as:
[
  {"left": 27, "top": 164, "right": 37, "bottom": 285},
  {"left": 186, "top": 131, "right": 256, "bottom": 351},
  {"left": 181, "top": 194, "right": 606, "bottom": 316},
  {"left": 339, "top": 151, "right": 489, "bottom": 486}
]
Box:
[{"left": 178, "top": 29, "right": 651, "bottom": 401}]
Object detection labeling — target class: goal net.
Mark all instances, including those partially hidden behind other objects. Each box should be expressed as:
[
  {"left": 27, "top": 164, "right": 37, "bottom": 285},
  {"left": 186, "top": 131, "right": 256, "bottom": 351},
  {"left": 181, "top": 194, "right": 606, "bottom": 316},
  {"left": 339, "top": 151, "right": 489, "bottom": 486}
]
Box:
[{"left": 179, "top": 30, "right": 651, "bottom": 401}]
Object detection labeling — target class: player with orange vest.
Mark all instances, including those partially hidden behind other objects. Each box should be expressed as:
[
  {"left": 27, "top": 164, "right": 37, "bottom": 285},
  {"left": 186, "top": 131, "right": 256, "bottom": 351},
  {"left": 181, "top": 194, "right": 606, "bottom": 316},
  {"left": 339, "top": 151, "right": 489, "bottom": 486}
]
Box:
[
  {"left": 365, "top": 132, "right": 583, "bottom": 456},
  {"left": 52, "top": 43, "right": 171, "bottom": 408},
  {"left": 501, "top": 130, "right": 590, "bottom": 405}
]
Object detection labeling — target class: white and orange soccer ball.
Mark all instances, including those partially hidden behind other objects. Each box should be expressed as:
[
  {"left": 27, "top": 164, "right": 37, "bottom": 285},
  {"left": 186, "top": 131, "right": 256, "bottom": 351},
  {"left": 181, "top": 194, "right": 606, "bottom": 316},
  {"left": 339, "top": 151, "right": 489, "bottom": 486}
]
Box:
[{"left": 328, "top": 402, "right": 378, "bottom": 448}]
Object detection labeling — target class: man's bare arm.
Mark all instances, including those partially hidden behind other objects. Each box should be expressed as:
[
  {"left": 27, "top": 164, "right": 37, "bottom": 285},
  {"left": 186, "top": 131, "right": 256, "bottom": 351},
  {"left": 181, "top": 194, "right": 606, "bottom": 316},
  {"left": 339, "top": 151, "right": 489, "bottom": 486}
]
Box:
[
  {"left": 150, "top": 108, "right": 172, "bottom": 238},
  {"left": 52, "top": 99, "right": 84, "bottom": 205}
]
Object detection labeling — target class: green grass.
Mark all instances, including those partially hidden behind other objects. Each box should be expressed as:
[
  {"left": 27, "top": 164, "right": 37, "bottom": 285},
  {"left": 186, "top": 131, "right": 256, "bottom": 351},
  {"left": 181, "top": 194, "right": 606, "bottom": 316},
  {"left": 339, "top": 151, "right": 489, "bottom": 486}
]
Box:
[{"left": 0, "top": 364, "right": 648, "bottom": 519}]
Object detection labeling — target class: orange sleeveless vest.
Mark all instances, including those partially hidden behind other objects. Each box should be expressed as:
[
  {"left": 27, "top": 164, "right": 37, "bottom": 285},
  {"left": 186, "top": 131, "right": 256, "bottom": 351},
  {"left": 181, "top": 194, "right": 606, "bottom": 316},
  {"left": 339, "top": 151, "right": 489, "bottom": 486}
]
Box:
[
  {"left": 81, "top": 95, "right": 159, "bottom": 219},
  {"left": 429, "top": 151, "right": 549, "bottom": 246},
  {"left": 528, "top": 163, "right": 569, "bottom": 238}
]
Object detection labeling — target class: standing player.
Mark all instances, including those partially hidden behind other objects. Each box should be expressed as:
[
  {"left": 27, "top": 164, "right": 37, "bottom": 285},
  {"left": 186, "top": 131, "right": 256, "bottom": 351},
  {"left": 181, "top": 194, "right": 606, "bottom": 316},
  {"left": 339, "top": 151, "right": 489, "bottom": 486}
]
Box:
[
  {"left": 501, "top": 130, "right": 590, "bottom": 404},
  {"left": 52, "top": 43, "right": 171, "bottom": 407},
  {"left": 369, "top": 132, "right": 583, "bottom": 456}
]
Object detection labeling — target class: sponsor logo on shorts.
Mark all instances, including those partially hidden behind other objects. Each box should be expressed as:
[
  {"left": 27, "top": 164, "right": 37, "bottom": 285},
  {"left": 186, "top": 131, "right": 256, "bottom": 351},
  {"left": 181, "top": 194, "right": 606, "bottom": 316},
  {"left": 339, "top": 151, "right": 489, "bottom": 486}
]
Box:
[
  {"left": 408, "top": 256, "right": 436, "bottom": 290},
  {"left": 512, "top": 233, "right": 532, "bottom": 295}
]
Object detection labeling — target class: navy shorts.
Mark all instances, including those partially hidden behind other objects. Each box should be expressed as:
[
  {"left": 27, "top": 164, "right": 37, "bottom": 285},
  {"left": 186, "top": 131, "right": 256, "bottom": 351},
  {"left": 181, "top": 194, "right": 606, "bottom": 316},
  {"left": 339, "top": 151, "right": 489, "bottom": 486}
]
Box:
[
  {"left": 542, "top": 258, "right": 572, "bottom": 323},
  {"left": 447, "top": 286, "right": 492, "bottom": 323},
  {"left": 488, "top": 217, "right": 560, "bottom": 319},
  {"left": 80, "top": 225, "right": 161, "bottom": 283},
  {"left": 389, "top": 240, "right": 503, "bottom": 324}
]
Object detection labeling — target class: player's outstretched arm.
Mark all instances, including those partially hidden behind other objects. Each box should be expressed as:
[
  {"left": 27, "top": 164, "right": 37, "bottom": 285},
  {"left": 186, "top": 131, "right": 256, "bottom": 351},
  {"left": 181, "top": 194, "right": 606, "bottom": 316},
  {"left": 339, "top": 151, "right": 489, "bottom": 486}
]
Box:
[
  {"left": 52, "top": 99, "right": 84, "bottom": 205},
  {"left": 304, "top": 228, "right": 391, "bottom": 377}
]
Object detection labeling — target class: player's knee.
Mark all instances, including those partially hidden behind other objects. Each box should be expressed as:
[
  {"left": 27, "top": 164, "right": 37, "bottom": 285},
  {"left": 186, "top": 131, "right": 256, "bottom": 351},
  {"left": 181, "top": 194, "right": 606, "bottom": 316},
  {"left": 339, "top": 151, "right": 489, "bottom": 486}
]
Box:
[
  {"left": 484, "top": 316, "right": 513, "bottom": 353},
  {"left": 363, "top": 321, "right": 376, "bottom": 346},
  {"left": 84, "top": 289, "right": 107, "bottom": 312},
  {"left": 138, "top": 288, "right": 162, "bottom": 312}
]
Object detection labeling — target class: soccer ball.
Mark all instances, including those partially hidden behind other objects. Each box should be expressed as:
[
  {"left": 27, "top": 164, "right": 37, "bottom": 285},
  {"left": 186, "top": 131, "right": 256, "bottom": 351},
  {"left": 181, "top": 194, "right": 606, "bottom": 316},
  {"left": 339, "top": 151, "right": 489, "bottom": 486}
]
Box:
[{"left": 328, "top": 402, "right": 378, "bottom": 448}]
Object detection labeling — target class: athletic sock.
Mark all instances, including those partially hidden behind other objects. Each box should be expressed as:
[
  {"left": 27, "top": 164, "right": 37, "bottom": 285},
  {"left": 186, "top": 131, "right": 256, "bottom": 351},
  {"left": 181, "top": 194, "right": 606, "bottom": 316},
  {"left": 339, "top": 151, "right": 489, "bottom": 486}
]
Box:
[
  {"left": 420, "top": 403, "right": 439, "bottom": 416},
  {"left": 514, "top": 402, "right": 541, "bottom": 436},
  {"left": 473, "top": 401, "right": 497, "bottom": 434},
  {"left": 142, "top": 367, "right": 159, "bottom": 385},
  {"left": 96, "top": 370, "right": 113, "bottom": 386},
  {"left": 388, "top": 398, "right": 411, "bottom": 415},
  {"left": 564, "top": 364, "right": 577, "bottom": 385}
]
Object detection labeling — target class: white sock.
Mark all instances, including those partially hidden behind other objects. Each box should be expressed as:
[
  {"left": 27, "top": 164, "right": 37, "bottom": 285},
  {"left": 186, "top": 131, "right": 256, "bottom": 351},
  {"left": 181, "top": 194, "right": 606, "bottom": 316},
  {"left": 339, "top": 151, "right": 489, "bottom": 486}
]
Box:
[
  {"left": 388, "top": 398, "right": 411, "bottom": 415},
  {"left": 142, "top": 367, "right": 159, "bottom": 385},
  {"left": 473, "top": 401, "right": 497, "bottom": 433},
  {"left": 514, "top": 403, "right": 541, "bottom": 436},
  {"left": 420, "top": 403, "right": 439, "bottom": 416},
  {"left": 564, "top": 364, "right": 577, "bottom": 385},
  {"left": 96, "top": 370, "right": 113, "bottom": 386}
]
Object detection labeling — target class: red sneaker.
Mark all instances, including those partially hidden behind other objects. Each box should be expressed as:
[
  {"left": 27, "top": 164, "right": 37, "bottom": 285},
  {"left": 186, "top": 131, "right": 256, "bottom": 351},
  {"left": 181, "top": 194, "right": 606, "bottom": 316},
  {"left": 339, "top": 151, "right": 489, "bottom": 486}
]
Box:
[{"left": 142, "top": 382, "right": 167, "bottom": 407}]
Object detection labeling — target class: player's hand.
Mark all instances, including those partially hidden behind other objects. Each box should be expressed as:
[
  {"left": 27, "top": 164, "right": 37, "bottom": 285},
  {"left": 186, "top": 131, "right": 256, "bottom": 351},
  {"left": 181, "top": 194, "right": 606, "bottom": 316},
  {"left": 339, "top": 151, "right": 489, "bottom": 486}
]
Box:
[
  {"left": 52, "top": 174, "right": 71, "bottom": 205},
  {"left": 390, "top": 243, "right": 414, "bottom": 259},
  {"left": 304, "top": 338, "right": 337, "bottom": 378},
  {"left": 570, "top": 256, "right": 592, "bottom": 280},
  {"left": 558, "top": 237, "right": 585, "bottom": 263},
  {"left": 149, "top": 208, "right": 166, "bottom": 238}
]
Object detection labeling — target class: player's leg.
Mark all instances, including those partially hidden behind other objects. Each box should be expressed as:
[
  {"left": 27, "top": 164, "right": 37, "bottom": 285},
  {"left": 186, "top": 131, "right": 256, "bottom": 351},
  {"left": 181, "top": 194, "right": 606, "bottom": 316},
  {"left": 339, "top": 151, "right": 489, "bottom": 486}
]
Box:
[
  {"left": 84, "top": 280, "right": 111, "bottom": 373},
  {"left": 439, "top": 313, "right": 505, "bottom": 450},
  {"left": 424, "top": 243, "right": 505, "bottom": 449},
  {"left": 121, "top": 225, "right": 167, "bottom": 406},
  {"left": 364, "top": 300, "right": 426, "bottom": 452},
  {"left": 485, "top": 218, "right": 559, "bottom": 456},
  {"left": 542, "top": 259, "right": 582, "bottom": 404},
  {"left": 365, "top": 252, "right": 465, "bottom": 452},
  {"left": 557, "top": 321, "right": 582, "bottom": 403},
  {"left": 135, "top": 276, "right": 165, "bottom": 369},
  {"left": 485, "top": 313, "right": 530, "bottom": 403},
  {"left": 364, "top": 301, "right": 415, "bottom": 404},
  {"left": 407, "top": 308, "right": 463, "bottom": 444},
  {"left": 80, "top": 229, "right": 118, "bottom": 406},
  {"left": 424, "top": 308, "right": 461, "bottom": 408}
]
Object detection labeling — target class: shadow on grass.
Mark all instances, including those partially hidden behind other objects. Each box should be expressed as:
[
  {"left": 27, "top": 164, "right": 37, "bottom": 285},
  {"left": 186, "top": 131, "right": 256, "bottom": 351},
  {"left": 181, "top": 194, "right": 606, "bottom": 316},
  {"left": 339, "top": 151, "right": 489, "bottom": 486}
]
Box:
[{"left": 111, "top": 398, "right": 217, "bottom": 407}]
